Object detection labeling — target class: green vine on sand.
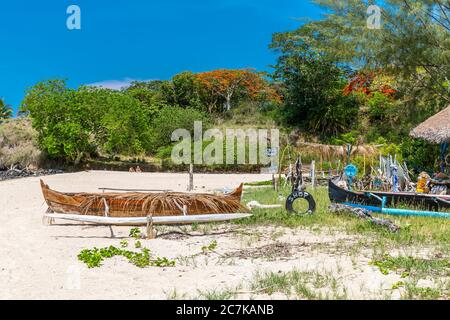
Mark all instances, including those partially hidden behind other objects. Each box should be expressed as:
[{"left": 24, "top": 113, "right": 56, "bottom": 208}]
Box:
[
  {"left": 129, "top": 227, "right": 141, "bottom": 239},
  {"left": 201, "top": 240, "right": 217, "bottom": 253},
  {"left": 78, "top": 245, "right": 175, "bottom": 268}
]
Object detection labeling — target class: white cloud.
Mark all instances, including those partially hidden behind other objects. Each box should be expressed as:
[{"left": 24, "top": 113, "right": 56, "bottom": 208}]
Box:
[{"left": 86, "top": 78, "right": 154, "bottom": 90}]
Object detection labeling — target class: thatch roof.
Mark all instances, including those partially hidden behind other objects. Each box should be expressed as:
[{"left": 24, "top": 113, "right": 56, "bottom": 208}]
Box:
[
  {"left": 410, "top": 105, "right": 450, "bottom": 144},
  {"left": 295, "top": 142, "right": 380, "bottom": 160}
]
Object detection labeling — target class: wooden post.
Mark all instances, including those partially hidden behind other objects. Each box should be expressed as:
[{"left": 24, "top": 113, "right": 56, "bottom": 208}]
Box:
[
  {"left": 272, "top": 174, "right": 279, "bottom": 192},
  {"left": 311, "top": 160, "right": 316, "bottom": 189},
  {"left": 146, "top": 214, "right": 155, "bottom": 239},
  {"left": 188, "top": 163, "right": 194, "bottom": 191},
  {"left": 320, "top": 156, "right": 325, "bottom": 178},
  {"left": 363, "top": 154, "right": 366, "bottom": 176}
]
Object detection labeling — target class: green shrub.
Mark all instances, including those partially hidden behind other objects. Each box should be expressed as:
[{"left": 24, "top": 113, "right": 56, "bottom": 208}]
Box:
[
  {"left": 400, "top": 138, "right": 439, "bottom": 173},
  {"left": 149, "top": 106, "right": 211, "bottom": 149}
]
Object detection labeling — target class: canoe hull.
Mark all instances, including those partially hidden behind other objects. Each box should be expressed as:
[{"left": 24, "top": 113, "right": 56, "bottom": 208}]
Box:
[{"left": 40, "top": 179, "right": 248, "bottom": 218}]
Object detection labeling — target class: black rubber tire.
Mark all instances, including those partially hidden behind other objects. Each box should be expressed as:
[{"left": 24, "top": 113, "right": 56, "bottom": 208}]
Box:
[{"left": 285, "top": 190, "right": 316, "bottom": 215}]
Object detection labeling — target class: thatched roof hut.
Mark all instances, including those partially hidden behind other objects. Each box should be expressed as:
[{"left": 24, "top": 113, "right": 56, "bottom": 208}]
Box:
[{"left": 410, "top": 105, "right": 450, "bottom": 144}]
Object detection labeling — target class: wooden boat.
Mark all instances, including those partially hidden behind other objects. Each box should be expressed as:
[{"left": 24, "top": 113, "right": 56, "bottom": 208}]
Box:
[
  {"left": 40, "top": 180, "right": 251, "bottom": 224},
  {"left": 328, "top": 178, "right": 450, "bottom": 211}
]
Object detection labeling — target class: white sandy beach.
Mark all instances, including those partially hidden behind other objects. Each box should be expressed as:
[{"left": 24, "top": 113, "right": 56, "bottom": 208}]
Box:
[{"left": 0, "top": 171, "right": 408, "bottom": 299}]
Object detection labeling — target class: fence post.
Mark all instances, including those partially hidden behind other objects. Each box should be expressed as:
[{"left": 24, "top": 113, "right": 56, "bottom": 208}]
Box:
[
  {"left": 311, "top": 160, "right": 316, "bottom": 189},
  {"left": 146, "top": 214, "right": 155, "bottom": 239},
  {"left": 188, "top": 164, "right": 194, "bottom": 191}
]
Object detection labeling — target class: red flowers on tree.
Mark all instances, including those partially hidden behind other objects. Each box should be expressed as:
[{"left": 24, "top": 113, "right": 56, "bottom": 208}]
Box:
[
  {"left": 343, "top": 71, "right": 397, "bottom": 97},
  {"left": 194, "top": 69, "right": 281, "bottom": 112}
]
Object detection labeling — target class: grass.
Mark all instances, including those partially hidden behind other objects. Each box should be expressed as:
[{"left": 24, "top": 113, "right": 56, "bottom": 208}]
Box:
[
  {"left": 370, "top": 254, "right": 450, "bottom": 278},
  {"left": 250, "top": 270, "right": 348, "bottom": 300},
  {"left": 370, "top": 253, "right": 449, "bottom": 299},
  {"left": 239, "top": 185, "right": 450, "bottom": 245},
  {"left": 195, "top": 287, "right": 239, "bottom": 300},
  {"left": 177, "top": 269, "right": 348, "bottom": 300},
  {"left": 401, "top": 280, "right": 449, "bottom": 300},
  {"left": 0, "top": 118, "right": 43, "bottom": 168}
]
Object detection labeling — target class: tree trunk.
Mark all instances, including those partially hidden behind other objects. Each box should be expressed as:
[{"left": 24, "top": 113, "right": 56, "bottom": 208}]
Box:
[
  {"left": 74, "top": 152, "right": 83, "bottom": 166},
  {"left": 224, "top": 95, "right": 232, "bottom": 111}
]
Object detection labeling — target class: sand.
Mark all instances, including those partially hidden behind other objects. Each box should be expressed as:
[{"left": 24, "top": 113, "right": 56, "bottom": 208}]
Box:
[{"left": 0, "top": 171, "right": 406, "bottom": 299}]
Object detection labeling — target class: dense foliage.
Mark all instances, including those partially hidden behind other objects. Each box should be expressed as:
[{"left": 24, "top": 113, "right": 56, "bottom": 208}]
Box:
[
  {"left": 19, "top": 70, "right": 277, "bottom": 164},
  {"left": 270, "top": 37, "right": 360, "bottom": 137},
  {"left": 268, "top": 0, "right": 449, "bottom": 170},
  {"left": 5, "top": 0, "right": 448, "bottom": 171}
]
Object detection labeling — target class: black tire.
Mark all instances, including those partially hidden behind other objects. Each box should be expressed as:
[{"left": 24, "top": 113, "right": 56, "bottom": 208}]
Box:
[{"left": 285, "top": 190, "right": 316, "bottom": 215}]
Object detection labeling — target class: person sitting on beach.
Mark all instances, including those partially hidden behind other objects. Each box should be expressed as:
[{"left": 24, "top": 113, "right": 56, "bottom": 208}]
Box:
[
  {"left": 135, "top": 166, "right": 142, "bottom": 173},
  {"left": 129, "top": 167, "right": 135, "bottom": 172}
]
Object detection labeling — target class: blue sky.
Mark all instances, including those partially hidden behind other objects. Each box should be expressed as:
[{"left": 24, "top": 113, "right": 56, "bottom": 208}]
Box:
[{"left": 0, "top": 0, "right": 322, "bottom": 114}]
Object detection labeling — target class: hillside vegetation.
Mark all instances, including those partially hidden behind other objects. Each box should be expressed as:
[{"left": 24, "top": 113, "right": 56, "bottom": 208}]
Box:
[{"left": 1, "top": 1, "right": 448, "bottom": 173}]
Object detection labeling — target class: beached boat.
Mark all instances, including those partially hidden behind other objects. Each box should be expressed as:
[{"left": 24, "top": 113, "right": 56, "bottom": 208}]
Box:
[
  {"left": 328, "top": 178, "right": 450, "bottom": 211},
  {"left": 40, "top": 180, "right": 251, "bottom": 224}
]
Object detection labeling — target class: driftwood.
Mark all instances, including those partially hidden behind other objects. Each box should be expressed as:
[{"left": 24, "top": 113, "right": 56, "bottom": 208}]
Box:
[
  {"left": 246, "top": 200, "right": 282, "bottom": 209},
  {"left": 329, "top": 203, "right": 400, "bottom": 233}
]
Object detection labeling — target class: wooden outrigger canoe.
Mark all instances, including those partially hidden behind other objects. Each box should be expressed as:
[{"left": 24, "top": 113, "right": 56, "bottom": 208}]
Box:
[
  {"left": 40, "top": 180, "right": 251, "bottom": 225},
  {"left": 329, "top": 178, "right": 450, "bottom": 218},
  {"left": 329, "top": 178, "right": 450, "bottom": 211}
]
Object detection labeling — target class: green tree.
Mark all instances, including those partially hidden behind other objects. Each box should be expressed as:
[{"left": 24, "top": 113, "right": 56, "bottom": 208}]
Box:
[
  {"left": 0, "top": 98, "right": 13, "bottom": 121},
  {"left": 150, "top": 106, "right": 210, "bottom": 149},
  {"left": 98, "top": 90, "right": 153, "bottom": 156},
  {"left": 160, "top": 71, "right": 204, "bottom": 110},
  {"left": 293, "top": 0, "right": 449, "bottom": 121},
  {"left": 20, "top": 80, "right": 97, "bottom": 164},
  {"left": 270, "top": 35, "right": 359, "bottom": 137},
  {"left": 21, "top": 80, "right": 156, "bottom": 162},
  {"left": 125, "top": 80, "right": 167, "bottom": 118}
]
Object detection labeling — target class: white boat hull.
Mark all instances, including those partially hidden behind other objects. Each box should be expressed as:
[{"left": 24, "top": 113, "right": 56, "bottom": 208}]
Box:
[{"left": 44, "top": 213, "right": 252, "bottom": 225}]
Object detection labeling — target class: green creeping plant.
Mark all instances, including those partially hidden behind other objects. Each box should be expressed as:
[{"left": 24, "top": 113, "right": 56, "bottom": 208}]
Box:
[
  {"left": 129, "top": 227, "right": 141, "bottom": 239},
  {"left": 77, "top": 244, "right": 175, "bottom": 269},
  {"left": 201, "top": 240, "right": 217, "bottom": 253}
]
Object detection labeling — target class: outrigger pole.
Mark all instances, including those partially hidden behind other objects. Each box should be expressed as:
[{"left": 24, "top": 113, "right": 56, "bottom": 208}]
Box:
[{"left": 343, "top": 192, "right": 450, "bottom": 219}]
